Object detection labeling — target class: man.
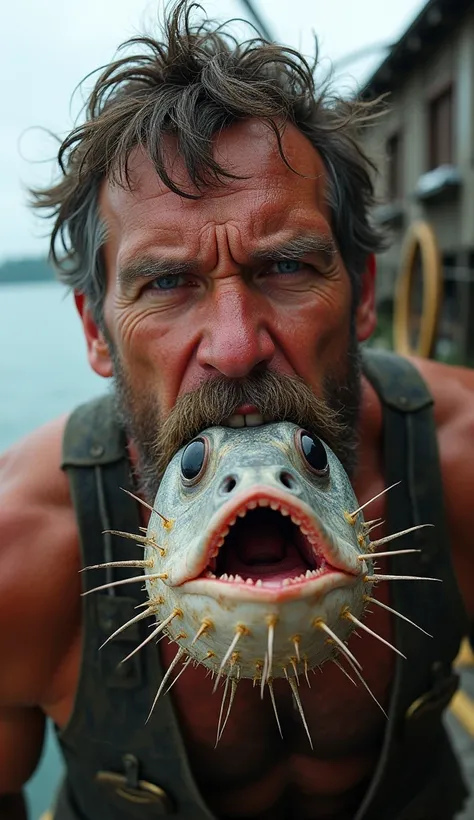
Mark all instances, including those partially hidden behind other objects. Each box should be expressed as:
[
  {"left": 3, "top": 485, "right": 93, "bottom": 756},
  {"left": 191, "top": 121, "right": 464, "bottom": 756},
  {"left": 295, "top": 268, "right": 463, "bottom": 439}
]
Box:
[{"left": 1, "top": 2, "right": 473, "bottom": 818}]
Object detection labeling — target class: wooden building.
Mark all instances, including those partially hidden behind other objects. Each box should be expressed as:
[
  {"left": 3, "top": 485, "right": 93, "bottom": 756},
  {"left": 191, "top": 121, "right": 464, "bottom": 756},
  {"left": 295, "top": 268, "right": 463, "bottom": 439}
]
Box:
[{"left": 360, "top": 0, "right": 474, "bottom": 362}]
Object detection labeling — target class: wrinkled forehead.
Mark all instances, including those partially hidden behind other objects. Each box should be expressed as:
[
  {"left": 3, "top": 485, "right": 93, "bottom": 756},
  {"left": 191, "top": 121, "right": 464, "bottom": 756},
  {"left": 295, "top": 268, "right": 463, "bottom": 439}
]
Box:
[{"left": 98, "top": 119, "right": 331, "bottom": 249}]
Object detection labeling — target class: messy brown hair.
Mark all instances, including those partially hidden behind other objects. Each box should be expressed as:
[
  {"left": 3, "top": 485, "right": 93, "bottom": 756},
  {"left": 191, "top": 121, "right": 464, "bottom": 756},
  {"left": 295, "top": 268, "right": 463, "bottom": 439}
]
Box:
[{"left": 31, "top": 0, "right": 386, "bottom": 326}]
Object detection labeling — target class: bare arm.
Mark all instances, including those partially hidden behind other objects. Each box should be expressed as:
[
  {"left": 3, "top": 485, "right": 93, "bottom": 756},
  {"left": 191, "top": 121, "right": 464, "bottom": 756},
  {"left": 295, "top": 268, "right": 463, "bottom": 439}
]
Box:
[
  {"left": 414, "top": 357, "right": 474, "bottom": 619},
  {"left": 0, "top": 707, "right": 46, "bottom": 819},
  {"left": 0, "top": 415, "right": 80, "bottom": 817},
  {"left": 0, "top": 495, "right": 46, "bottom": 819}
]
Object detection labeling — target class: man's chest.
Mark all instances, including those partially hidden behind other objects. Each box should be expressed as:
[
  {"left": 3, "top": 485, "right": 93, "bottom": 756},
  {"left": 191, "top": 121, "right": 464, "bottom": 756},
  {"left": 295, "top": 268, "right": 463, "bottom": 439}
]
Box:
[
  {"left": 159, "top": 578, "right": 395, "bottom": 818},
  {"left": 47, "top": 474, "right": 435, "bottom": 820}
]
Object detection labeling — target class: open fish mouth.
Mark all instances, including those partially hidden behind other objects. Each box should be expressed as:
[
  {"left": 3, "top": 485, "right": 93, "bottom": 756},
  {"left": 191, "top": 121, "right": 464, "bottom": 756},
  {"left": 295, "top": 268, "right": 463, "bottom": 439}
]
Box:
[
  {"left": 81, "top": 419, "right": 438, "bottom": 746},
  {"left": 178, "top": 486, "right": 362, "bottom": 600},
  {"left": 80, "top": 416, "right": 439, "bottom": 749}
]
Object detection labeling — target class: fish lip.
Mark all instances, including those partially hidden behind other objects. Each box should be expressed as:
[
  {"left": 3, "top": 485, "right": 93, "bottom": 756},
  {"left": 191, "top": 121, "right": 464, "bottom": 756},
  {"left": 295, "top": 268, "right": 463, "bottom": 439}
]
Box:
[
  {"left": 178, "top": 568, "right": 358, "bottom": 603},
  {"left": 172, "top": 485, "right": 362, "bottom": 587}
]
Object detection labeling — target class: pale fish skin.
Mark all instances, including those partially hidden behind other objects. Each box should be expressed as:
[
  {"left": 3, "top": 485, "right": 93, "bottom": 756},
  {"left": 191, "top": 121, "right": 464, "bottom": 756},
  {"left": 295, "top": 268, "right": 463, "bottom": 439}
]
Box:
[{"left": 144, "top": 422, "right": 375, "bottom": 681}]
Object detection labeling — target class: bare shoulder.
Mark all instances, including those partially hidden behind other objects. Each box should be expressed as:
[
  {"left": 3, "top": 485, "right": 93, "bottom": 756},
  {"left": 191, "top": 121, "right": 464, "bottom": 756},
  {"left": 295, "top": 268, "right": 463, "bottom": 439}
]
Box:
[
  {"left": 411, "top": 356, "right": 474, "bottom": 421},
  {"left": 1, "top": 413, "right": 70, "bottom": 492},
  {"left": 410, "top": 357, "right": 474, "bottom": 453},
  {"left": 410, "top": 356, "right": 474, "bottom": 617},
  {"left": 0, "top": 416, "right": 81, "bottom": 707}
]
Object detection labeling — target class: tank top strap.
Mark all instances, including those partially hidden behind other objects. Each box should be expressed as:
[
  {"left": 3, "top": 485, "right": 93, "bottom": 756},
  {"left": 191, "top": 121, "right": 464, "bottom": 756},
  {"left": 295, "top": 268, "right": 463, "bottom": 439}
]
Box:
[
  {"left": 361, "top": 348, "right": 466, "bottom": 667},
  {"left": 58, "top": 394, "right": 215, "bottom": 820},
  {"left": 355, "top": 349, "right": 468, "bottom": 820}
]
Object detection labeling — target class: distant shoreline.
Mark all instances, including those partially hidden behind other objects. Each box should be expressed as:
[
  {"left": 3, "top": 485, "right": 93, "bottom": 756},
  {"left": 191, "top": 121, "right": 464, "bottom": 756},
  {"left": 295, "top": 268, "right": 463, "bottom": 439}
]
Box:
[
  {"left": 0, "top": 257, "right": 54, "bottom": 285},
  {"left": 0, "top": 278, "right": 58, "bottom": 287}
]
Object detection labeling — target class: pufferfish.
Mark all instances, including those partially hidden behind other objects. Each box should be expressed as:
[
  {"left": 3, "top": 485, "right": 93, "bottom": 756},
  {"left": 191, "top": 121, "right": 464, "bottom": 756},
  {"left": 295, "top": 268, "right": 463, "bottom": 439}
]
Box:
[{"left": 84, "top": 423, "right": 437, "bottom": 746}]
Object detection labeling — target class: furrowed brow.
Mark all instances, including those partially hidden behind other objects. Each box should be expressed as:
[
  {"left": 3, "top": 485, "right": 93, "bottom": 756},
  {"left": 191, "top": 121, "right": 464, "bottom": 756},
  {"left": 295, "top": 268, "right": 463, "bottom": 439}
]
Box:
[
  {"left": 252, "top": 235, "right": 338, "bottom": 266},
  {"left": 118, "top": 258, "right": 195, "bottom": 287}
]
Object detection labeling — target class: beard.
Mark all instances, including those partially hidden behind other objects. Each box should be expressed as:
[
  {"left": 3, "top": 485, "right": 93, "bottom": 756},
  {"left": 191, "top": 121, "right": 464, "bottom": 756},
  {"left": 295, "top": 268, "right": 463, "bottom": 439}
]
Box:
[{"left": 110, "top": 333, "right": 362, "bottom": 504}]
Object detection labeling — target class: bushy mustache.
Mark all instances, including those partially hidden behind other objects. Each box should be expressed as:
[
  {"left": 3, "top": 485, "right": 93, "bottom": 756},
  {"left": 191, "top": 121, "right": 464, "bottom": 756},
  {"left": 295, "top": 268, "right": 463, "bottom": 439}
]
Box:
[{"left": 153, "top": 370, "right": 348, "bottom": 480}]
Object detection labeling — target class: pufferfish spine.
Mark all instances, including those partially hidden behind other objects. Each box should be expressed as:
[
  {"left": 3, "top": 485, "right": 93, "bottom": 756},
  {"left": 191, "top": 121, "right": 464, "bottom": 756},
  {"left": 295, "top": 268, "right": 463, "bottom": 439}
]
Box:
[{"left": 82, "top": 423, "right": 438, "bottom": 746}]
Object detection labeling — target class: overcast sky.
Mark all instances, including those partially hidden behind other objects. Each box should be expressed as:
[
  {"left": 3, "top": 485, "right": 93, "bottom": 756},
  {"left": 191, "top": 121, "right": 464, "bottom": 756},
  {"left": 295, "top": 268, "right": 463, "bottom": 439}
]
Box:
[{"left": 1, "top": 0, "right": 427, "bottom": 262}]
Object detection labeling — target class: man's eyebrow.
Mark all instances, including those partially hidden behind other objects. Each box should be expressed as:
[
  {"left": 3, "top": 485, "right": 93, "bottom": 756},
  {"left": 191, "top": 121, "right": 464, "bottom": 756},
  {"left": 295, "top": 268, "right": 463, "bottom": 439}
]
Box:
[
  {"left": 118, "top": 258, "right": 195, "bottom": 287},
  {"left": 252, "top": 235, "right": 338, "bottom": 264},
  {"left": 118, "top": 235, "right": 338, "bottom": 285}
]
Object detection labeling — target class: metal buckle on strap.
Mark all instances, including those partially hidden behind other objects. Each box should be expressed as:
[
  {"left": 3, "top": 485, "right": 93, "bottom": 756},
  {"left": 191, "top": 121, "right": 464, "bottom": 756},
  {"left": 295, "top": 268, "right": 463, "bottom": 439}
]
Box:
[{"left": 96, "top": 754, "right": 175, "bottom": 814}]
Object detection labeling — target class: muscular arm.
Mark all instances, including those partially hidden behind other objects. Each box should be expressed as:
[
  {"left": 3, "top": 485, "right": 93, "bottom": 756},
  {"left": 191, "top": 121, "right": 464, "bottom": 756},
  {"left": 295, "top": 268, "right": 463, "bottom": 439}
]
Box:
[
  {"left": 0, "top": 707, "right": 45, "bottom": 819},
  {"left": 0, "top": 491, "right": 44, "bottom": 815},
  {"left": 0, "top": 416, "right": 80, "bottom": 813},
  {"left": 414, "top": 357, "right": 474, "bottom": 619}
]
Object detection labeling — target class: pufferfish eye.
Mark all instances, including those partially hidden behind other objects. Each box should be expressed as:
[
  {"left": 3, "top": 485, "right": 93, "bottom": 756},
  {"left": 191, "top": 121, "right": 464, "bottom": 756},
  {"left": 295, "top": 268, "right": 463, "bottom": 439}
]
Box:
[
  {"left": 181, "top": 437, "right": 208, "bottom": 482},
  {"left": 298, "top": 430, "right": 329, "bottom": 476}
]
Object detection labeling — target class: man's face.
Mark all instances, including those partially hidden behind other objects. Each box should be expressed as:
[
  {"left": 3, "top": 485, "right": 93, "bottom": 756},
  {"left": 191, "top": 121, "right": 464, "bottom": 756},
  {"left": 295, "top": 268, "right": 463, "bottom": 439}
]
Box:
[{"left": 82, "top": 119, "right": 376, "bottom": 497}]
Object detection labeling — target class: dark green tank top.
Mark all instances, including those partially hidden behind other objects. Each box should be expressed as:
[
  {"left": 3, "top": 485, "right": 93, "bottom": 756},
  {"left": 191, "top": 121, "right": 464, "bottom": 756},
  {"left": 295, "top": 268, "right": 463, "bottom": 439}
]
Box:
[{"left": 55, "top": 350, "right": 468, "bottom": 820}]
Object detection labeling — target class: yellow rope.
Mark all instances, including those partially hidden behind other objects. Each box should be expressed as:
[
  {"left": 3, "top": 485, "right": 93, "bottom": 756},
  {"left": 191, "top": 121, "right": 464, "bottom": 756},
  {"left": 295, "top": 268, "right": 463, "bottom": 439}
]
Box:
[
  {"left": 448, "top": 637, "right": 474, "bottom": 737},
  {"left": 393, "top": 220, "right": 442, "bottom": 358},
  {"left": 455, "top": 638, "right": 474, "bottom": 668},
  {"left": 450, "top": 690, "right": 474, "bottom": 738}
]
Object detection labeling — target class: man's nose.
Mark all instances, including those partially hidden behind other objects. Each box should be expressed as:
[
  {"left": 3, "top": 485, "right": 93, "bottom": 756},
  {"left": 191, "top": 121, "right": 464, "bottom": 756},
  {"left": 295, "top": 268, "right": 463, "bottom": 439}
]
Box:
[{"left": 196, "top": 282, "right": 276, "bottom": 378}]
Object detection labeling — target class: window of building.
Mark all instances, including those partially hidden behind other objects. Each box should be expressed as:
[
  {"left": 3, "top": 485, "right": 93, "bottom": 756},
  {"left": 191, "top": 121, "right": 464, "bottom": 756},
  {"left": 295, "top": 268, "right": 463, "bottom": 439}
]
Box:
[
  {"left": 428, "top": 84, "right": 454, "bottom": 169},
  {"left": 386, "top": 132, "right": 403, "bottom": 201}
]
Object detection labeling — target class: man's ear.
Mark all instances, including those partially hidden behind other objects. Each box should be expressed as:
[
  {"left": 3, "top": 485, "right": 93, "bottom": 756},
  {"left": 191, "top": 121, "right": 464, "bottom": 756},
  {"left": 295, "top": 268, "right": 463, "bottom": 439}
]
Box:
[
  {"left": 75, "top": 292, "right": 113, "bottom": 378},
  {"left": 355, "top": 254, "right": 377, "bottom": 342}
]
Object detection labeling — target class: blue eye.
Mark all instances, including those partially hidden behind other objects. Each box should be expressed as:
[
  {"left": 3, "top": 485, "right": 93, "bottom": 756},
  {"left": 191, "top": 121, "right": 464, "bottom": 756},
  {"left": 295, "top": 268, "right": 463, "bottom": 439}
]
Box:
[
  {"left": 275, "top": 260, "right": 301, "bottom": 274},
  {"left": 153, "top": 274, "right": 183, "bottom": 290}
]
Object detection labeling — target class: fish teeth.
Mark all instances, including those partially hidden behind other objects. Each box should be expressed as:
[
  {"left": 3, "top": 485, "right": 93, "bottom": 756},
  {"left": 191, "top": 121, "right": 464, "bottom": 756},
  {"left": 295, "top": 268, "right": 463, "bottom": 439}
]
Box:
[
  {"left": 248, "top": 501, "right": 257, "bottom": 509},
  {"left": 238, "top": 509, "right": 247, "bottom": 518},
  {"left": 216, "top": 537, "right": 225, "bottom": 548},
  {"left": 305, "top": 569, "right": 313, "bottom": 578},
  {"left": 255, "top": 579, "right": 263, "bottom": 587},
  {"left": 270, "top": 501, "right": 279, "bottom": 510},
  {"left": 221, "top": 573, "right": 228, "bottom": 581},
  {"left": 258, "top": 499, "right": 269, "bottom": 507},
  {"left": 300, "top": 526, "right": 310, "bottom": 535},
  {"left": 280, "top": 507, "right": 290, "bottom": 516},
  {"left": 227, "top": 574, "right": 235, "bottom": 582},
  {"left": 234, "top": 574, "right": 243, "bottom": 582},
  {"left": 228, "top": 517, "right": 237, "bottom": 527},
  {"left": 287, "top": 573, "right": 307, "bottom": 584},
  {"left": 245, "top": 578, "right": 254, "bottom": 585},
  {"left": 291, "top": 515, "right": 302, "bottom": 525}
]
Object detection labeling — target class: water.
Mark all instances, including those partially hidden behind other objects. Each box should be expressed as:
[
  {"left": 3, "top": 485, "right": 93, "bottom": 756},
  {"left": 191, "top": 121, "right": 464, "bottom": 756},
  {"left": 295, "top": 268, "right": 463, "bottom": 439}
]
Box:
[{"left": 0, "top": 281, "right": 104, "bottom": 819}]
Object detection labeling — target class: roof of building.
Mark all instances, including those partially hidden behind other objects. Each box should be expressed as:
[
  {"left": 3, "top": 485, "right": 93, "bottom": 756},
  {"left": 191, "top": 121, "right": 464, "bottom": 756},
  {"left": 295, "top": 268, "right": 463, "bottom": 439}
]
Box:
[{"left": 360, "top": 0, "right": 474, "bottom": 98}]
